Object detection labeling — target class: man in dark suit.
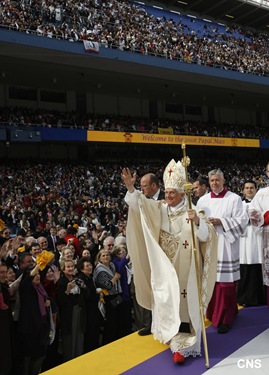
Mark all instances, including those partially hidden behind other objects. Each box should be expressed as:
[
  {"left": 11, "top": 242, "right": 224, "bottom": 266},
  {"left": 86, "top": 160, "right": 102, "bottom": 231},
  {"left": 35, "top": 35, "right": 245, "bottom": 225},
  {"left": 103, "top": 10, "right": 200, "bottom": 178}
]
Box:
[
  {"left": 46, "top": 226, "right": 60, "bottom": 253},
  {"left": 134, "top": 173, "right": 164, "bottom": 336},
  {"left": 192, "top": 178, "right": 208, "bottom": 205},
  {"left": 140, "top": 173, "right": 165, "bottom": 201}
]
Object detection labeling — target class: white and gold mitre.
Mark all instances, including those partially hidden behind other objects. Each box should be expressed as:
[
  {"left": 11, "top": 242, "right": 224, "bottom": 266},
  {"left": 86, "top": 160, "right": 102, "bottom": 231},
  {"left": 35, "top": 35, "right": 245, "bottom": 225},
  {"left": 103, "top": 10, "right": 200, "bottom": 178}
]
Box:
[{"left": 163, "top": 159, "right": 186, "bottom": 191}]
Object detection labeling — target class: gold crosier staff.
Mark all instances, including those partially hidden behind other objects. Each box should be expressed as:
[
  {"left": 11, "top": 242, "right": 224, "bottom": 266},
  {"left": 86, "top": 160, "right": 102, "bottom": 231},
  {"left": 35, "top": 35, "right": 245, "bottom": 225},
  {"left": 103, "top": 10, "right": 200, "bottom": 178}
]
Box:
[{"left": 181, "top": 143, "right": 210, "bottom": 369}]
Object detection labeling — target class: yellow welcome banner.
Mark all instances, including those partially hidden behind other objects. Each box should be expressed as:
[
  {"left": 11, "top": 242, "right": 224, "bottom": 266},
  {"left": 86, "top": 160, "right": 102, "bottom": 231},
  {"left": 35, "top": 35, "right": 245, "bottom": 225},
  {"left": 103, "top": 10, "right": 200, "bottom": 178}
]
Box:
[{"left": 87, "top": 131, "right": 260, "bottom": 148}]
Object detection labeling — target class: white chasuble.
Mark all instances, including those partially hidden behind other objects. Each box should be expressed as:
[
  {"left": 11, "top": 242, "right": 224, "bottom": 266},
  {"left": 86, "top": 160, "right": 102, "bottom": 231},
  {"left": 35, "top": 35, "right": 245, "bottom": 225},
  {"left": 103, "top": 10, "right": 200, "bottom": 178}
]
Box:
[{"left": 125, "top": 190, "right": 217, "bottom": 356}]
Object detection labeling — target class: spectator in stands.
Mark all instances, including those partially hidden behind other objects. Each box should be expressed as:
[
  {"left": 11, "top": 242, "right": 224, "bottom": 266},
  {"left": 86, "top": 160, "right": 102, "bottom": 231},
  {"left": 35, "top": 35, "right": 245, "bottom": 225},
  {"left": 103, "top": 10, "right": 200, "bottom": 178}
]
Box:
[
  {"left": 114, "top": 220, "right": 126, "bottom": 241},
  {"left": 0, "top": 260, "right": 14, "bottom": 375},
  {"left": 64, "top": 227, "right": 83, "bottom": 257},
  {"left": 40, "top": 265, "right": 62, "bottom": 371},
  {"left": 46, "top": 226, "right": 59, "bottom": 253},
  {"left": 18, "top": 264, "right": 51, "bottom": 375},
  {"left": 25, "top": 236, "right": 38, "bottom": 249},
  {"left": 56, "top": 259, "right": 87, "bottom": 362},
  {"left": 58, "top": 228, "right": 67, "bottom": 240},
  {"left": 6, "top": 209, "right": 19, "bottom": 235},
  {"left": 32, "top": 226, "right": 43, "bottom": 239},
  {"left": 29, "top": 243, "right": 42, "bottom": 263},
  {"left": 111, "top": 245, "right": 133, "bottom": 336},
  {"left": 102, "top": 236, "right": 115, "bottom": 253},
  {"left": 7, "top": 251, "right": 34, "bottom": 278},
  {"left": 59, "top": 246, "right": 76, "bottom": 265},
  {"left": 37, "top": 237, "right": 50, "bottom": 251},
  {"left": 77, "top": 258, "right": 101, "bottom": 352},
  {"left": 93, "top": 249, "right": 125, "bottom": 345},
  {"left": 81, "top": 249, "right": 91, "bottom": 259},
  {"left": 0, "top": 227, "right": 11, "bottom": 247}
]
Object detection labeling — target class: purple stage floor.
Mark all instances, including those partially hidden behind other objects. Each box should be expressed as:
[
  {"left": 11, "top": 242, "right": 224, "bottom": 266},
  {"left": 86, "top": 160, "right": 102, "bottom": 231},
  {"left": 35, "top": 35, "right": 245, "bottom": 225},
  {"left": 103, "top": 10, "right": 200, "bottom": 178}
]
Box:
[{"left": 122, "top": 306, "right": 269, "bottom": 375}]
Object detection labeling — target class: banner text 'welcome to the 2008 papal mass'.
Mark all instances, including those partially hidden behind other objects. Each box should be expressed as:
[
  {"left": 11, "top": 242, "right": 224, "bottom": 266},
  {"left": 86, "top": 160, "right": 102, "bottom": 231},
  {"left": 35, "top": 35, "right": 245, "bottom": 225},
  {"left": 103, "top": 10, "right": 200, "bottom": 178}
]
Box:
[{"left": 87, "top": 131, "right": 260, "bottom": 148}]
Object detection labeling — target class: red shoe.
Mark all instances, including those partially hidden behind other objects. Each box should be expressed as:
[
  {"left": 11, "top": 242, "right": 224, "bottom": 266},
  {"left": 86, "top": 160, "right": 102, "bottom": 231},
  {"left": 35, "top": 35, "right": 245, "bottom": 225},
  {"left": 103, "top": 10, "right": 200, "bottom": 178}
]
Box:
[{"left": 173, "top": 352, "right": 185, "bottom": 364}]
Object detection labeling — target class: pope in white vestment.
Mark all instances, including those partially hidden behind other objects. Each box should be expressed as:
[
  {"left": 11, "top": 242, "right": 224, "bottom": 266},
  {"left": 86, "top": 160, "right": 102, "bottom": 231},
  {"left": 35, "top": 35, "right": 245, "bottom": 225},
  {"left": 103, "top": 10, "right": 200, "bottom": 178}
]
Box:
[{"left": 122, "top": 160, "right": 217, "bottom": 364}]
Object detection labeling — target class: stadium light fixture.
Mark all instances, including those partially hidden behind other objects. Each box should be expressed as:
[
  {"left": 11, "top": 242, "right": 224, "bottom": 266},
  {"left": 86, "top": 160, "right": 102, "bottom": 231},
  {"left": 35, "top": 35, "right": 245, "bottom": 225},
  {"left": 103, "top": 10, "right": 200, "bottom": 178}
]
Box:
[
  {"left": 152, "top": 5, "right": 163, "bottom": 9},
  {"left": 171, "top": 10, "right": 181, "bottom": 14},
  {"left": 203, "top": 18, "right": 212, "bottom": 23},
  {"left": 225, "top": 14, "right": 234, "bottom": 18},
  {"left": 239, "top": 0, "right": 269, "bottom": 10},
  {"left": 178, "top": 1, "right": 188, "bottom": 4},
  {"left": 187, "top": 14, "right": 197, "bottom": 18}
]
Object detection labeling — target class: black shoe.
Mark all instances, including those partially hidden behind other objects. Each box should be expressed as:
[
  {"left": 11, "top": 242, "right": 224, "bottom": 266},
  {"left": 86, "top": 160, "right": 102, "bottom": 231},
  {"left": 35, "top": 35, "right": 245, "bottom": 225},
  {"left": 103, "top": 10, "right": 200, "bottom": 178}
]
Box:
[
  {"left": 138, "top": 327, "right": 151, "bottom": 336},
  {"left": 218, "top": 324, "right": 230, "bottom": 334}
]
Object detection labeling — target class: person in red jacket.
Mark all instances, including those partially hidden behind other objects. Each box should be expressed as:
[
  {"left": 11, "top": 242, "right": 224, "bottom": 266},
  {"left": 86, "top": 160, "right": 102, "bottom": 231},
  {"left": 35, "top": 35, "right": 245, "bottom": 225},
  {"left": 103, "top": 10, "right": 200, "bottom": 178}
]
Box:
[{"left": 64, "top": 226, "right": 83, "bottom": 257}]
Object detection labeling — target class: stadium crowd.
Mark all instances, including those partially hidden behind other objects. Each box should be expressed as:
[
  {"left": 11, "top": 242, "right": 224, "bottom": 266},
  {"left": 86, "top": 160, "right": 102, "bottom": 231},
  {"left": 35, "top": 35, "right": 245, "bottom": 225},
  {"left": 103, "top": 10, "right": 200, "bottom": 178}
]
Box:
[
  {"left": 0, "top": 106, "right": 268, "bottom": 139},
  {"left": 0, "top": 0, "right": 269, "bottom": 75},
  {"left": 1, "top": 1, "right": 269, "bottom": 373},
  {"left": 0, "top": 159, "right": 268, "bottom": 374}
]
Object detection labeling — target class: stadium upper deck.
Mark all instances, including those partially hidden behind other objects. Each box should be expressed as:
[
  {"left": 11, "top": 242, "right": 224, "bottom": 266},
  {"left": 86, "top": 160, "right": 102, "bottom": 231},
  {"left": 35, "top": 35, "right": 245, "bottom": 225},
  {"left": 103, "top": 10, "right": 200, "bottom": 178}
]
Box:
[{"left": 0, "top": 0, "right": 268, "bottom": 163}]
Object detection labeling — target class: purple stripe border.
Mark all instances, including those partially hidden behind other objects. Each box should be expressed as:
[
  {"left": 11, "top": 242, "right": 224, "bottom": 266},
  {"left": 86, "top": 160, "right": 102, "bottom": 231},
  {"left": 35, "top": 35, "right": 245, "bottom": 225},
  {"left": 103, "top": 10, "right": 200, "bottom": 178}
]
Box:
[{"left": 121, "top": 306, "right": 269, "bottom": 375}]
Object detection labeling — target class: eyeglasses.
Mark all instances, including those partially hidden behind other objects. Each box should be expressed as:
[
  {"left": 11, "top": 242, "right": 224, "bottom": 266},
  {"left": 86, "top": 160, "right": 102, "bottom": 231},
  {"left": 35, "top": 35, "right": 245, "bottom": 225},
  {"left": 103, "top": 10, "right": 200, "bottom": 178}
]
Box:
[{"left": 165, "top": 191, "right": 176, "bottom": 196}]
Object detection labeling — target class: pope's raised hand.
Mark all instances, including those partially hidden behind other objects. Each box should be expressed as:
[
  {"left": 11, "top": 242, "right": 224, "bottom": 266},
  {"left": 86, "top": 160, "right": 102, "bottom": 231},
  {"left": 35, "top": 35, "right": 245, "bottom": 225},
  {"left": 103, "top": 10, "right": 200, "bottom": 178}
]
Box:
[{"left": 121, "top": 168, "right": 136, "bottom": 193}]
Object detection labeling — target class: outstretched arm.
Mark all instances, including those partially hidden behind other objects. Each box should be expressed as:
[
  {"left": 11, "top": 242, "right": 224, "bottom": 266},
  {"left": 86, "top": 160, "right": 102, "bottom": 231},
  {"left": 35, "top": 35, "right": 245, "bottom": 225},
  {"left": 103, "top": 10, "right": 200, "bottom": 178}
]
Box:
[{"left": 121, "top": 168, "right": 137, "bottom": 193}]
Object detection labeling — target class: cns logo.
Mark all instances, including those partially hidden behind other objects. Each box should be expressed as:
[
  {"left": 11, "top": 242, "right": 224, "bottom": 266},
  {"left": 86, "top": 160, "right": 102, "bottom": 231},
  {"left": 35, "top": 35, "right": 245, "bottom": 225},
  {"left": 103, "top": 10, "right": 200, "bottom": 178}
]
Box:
[{"left": 237, "top": 359, "right": 261, "bottom": 369}]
